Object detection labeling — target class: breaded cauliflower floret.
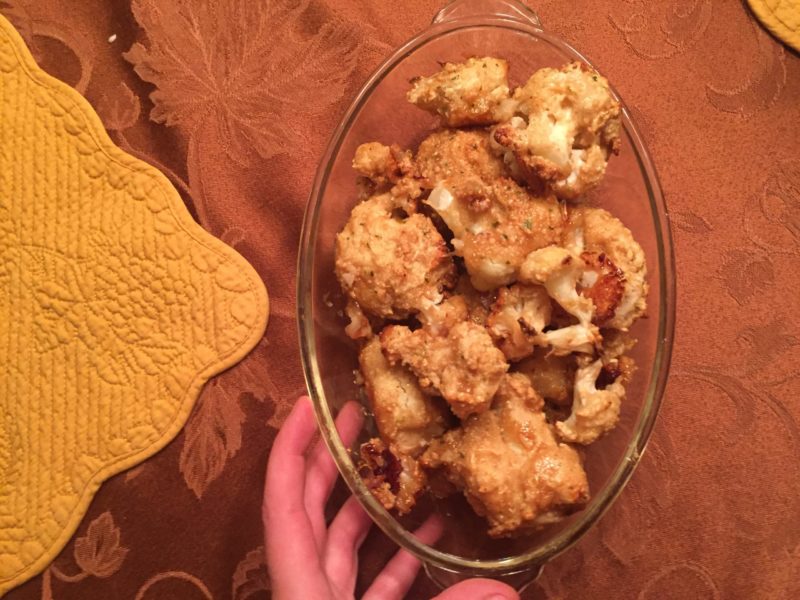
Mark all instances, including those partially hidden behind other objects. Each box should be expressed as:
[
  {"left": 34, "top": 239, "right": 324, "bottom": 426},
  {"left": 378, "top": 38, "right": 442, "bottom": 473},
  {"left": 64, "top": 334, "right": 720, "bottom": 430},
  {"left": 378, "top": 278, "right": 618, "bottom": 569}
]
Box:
[
  {"left": 353, "top": 142, "right": 415, "bottom": 195},
  {"left": 359, "top": 338, "right": 449, "bottom": 457},
  {"left": 515, "top": 348, "right": 576, "bottom": 406},
  {"left": 335, "top": 191, "right": 456, "bottom": 319},
  {"left": 417, "top": 294, "right": 470, "bottom": 337},
  {"left": 487, "top": 283, "right": 552, "bottom": 361},
  {"left": 556, "top": 358, "right": 625, "bottom": 445},
  {"left": 493, "top": 61, "right": 621, "bottom": 199},
  {"left": 421, "top": 374, "right": 589, "bottom": 537},
  {"left": 564, "top": 206, "right": 648, "bottom": 330},
  {"left": 381, "top": 321, "right": 508, "bottom": 419},
  {"left": 519, "top": 246, "right": 600, "bottom": 354},
  {"left": 359, "top": 438, "right": 426, "bottom": 515},
  {"left": 416, "top": 129, "right": 564, "bottom": 291},
  {"left": 408, "top": 57, "right": 511, "bottom": 127}
]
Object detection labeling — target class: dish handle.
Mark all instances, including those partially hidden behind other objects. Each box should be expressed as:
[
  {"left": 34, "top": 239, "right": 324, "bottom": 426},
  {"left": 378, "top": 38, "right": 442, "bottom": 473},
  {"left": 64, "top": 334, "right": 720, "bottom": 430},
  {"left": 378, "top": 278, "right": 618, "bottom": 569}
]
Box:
[
  {"left": 423, "top": 560, "right": 544, "bottom": 593},
  {"left": 433, "top": 0, "right": 542, "bottom": 28}
]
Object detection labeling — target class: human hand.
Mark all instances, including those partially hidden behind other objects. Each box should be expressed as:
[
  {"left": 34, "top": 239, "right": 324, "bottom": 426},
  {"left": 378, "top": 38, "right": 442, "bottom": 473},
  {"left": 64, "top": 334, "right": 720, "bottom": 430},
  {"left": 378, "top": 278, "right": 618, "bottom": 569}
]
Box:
[{"left": 263, "top": 396, "right": 520, "bottom": 600}]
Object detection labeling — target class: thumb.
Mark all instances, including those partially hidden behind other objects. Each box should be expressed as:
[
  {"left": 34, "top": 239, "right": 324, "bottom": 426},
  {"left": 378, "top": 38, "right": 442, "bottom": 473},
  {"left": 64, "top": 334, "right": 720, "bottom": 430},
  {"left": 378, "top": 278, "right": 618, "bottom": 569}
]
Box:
[{"left": 430, "top": 578, "right": 520, "bottom": 600}]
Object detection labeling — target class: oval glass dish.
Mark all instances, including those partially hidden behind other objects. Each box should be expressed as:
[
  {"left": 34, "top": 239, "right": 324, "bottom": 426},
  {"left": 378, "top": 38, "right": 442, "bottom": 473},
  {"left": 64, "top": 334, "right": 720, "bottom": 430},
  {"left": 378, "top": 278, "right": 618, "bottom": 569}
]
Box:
[{"left": 298, "top": 0, "right": 676, "bottom": 589}]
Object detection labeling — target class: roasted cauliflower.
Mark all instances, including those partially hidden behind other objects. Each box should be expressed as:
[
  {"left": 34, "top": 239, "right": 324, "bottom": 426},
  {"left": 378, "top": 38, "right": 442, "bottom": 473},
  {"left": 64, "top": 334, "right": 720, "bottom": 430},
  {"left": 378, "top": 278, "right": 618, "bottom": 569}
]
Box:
[
  {"left": 515, "top": 348, "right": 576, "bottom": 406},
  {"left": 334, "top": 57, "right": 646, "bottom": 538},
  {"left": 487, "top": 283, "right": 552, "bottom": 361},
  {"left": 359, "top": 338, "right": 449, "bottom": 457},
  {"left": 408, "top": 57, "right": 511, "bottom": 127},
  {"left": 352, "top": 142, "right": 415, "bottom": 197},
  {"left": 564, "top": 206, "right": 648, "bottom": 330},
  {"left": 519, "top": 245, "right": 601, "bottom": 355},
  {"left": 556, "top": 357, "right": 625, "bottom": 445},
  {"left": 492, "top": 61, "right": 621, "bottom": 199},
  {"left": 422, "top": 374, "right": 589, "bottom": 537},
  {"left": 359, "top": 438, "right": 426, "bottom": 515},
  {"left": 416, "top": 129, "right": 564, "bottom": 290},
  {"left": 335, "top": 190, "right": 456, "bottom": 319},
  {"left": 381, "top": 320, "right": 508, "bottom": 419}
]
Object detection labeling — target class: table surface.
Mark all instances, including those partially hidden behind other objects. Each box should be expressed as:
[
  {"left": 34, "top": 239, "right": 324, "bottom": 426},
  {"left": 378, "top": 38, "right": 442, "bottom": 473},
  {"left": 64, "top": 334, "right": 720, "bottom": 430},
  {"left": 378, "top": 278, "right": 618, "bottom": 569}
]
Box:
[{"left": 3, "top": 0, "right": 799, "bottom": 598}]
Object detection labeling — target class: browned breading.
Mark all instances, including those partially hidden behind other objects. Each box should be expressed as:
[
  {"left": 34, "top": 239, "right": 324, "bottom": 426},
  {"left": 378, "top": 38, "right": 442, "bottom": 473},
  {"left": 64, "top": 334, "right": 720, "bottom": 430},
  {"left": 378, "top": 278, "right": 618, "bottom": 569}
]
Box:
[
  {"left": 421, "top": 374, "right": 589, "bottom": 537},
  {"left": 564, "top": 206, "right": 648, "bottom": 330},
  {"left": 579, "top": 251, "right": 625, "bottom": 326},
  {"left": 492, "top": 61, "right": 621, "bottom": 199},
  {"left": 407, "top": 57, "right": 511, "bottom": 127},
  {"left": 381, "top": 321, "right": 508, "bottom": 419},
  {"left": 335, "top": 191, "right": 457, "bottom": 319},
  {"left": 358, "top": 438, "right": 426, "bottom": 515},
  {"left": 353, "top": 142, "right": 415, "bottom": 188},
  {"left": 515, "top": 348, "right": 576, "bottom": 406},
  {"left": 359, "top": 338, "right": 449, "bottom": 457},
  {"left": 415, "top": 129, "right": 564, "bottom": 291}
]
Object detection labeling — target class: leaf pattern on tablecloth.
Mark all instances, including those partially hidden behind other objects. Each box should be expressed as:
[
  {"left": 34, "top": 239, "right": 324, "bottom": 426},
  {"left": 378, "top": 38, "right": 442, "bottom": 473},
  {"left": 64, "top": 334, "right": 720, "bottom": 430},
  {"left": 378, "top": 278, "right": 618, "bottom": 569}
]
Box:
[
  {"left": 706, "top": 19, "right": 786, "bottom": 117},
  {"left": 124, "top": 0, "right": 358, "bottom": 167},
  {"left": 610, "top": 0, "right": 786, "bottom": 118},
  {"left": 744, "top": 159, "right": 800, "bottom": 256},
  {"left": 608, "top": 0, "right": 712, "bottom": 59},
  {"left": 73, "top": 512, "right": 129, "bottom": 579},
  {"left": 232, "top": 546, "right": 270, "bottom": 599},
  {"left": 0, "top": 0, "right": 103, "bottom": 91},
  {"left": 717, "top": 248, "right": 775, "bottom": 305},
  {"left": 735, "top": 317, "right": 800, "bottom": 386},
  {"left": 671, "top": 211, "right": 712, "bottom": 234},
  {"left": 179, "top": 378, "right": 246, "bottom": 499},
  {"left": 179, "top": 338, "right": 284, "bottom": 498},
  {"left": 94, "top": 81, "right": 141, "bottom": 132}
]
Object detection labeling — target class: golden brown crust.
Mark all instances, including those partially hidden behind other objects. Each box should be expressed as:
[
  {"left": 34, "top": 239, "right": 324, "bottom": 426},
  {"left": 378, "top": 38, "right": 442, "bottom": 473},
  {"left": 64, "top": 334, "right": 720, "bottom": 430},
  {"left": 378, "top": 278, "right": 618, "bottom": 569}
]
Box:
[
  {"left": 359, "top": 338, "right": 449, "bottom": 457},
  {"left": 579, "top": 251, "right": 625, "bottom": 326},
  {"left": 515, "top": 348, "right": 576, "bottom": 406},
  {"left": 407, "top": 57, "right": 511, "bottom": 127},
  {"left": 416, "top": 129, "right": 564, "bottom": 291},
  {"left": 492, "top": 61, "right": 621, "bottom": 199},
  {"left": 352, "top": 142, "right": 415, "bottom": 188},
  {"left": 556, "top": 357, "right": 624, "bottom": 445},
  {"left": 358, "top": 438, "right": 426, "bottom": 515},
  {"left": 381, "top": 321, "right": 508, "bottom": 419},
  {"left": 334, "top": 192, "right": 457, "bottom": 319},
  {"left": 421, "top": 374, "right": 589, "bottom": 537},
  {"left": 565, "top": 206, "right": 648, "bottom": 330}
]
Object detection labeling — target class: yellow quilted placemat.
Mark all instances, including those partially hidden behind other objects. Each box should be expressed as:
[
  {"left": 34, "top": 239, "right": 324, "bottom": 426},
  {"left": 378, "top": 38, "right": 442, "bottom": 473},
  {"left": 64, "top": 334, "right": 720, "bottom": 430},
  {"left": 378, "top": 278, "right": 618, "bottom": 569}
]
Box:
[
  {"left": 0, "top": 15, "right": 268, "bottom": 595},
  {"left": 748, "top": 0, "right": 800, "bottom": 51}
]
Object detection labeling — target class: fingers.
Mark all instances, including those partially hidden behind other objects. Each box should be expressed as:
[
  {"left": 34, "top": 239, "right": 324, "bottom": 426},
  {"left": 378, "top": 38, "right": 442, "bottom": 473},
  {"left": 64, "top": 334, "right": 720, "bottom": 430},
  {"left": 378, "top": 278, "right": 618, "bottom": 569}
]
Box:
[
  {"left": 362, "top": 515, "right": 444, "bottom": 600},
  {"left": 322, "top": 496, "right": 373, "bottom": 593},
  {"left": 430, "top": 579, "right": 520, "bottom": 600},
  {"left": 304, "top": 401, "right": 364, "bottom": 548},
  {"left": 262, "top": 397, "right": 322, "bottom": 596}
]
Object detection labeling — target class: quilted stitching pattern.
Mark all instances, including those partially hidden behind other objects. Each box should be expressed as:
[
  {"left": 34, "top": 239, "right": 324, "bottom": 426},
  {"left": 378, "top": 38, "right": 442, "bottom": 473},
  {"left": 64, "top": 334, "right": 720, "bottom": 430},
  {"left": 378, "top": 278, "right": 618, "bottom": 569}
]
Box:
[{"left": 0, "top": 15, "right": 268, "bottom": 594}]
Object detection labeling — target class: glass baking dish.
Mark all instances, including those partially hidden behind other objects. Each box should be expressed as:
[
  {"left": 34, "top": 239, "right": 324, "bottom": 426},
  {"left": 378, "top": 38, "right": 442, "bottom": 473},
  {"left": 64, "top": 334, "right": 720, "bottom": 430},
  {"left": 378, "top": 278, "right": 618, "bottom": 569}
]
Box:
[{"left": 297, "top": 0, "right": 675, "bottom": 589}]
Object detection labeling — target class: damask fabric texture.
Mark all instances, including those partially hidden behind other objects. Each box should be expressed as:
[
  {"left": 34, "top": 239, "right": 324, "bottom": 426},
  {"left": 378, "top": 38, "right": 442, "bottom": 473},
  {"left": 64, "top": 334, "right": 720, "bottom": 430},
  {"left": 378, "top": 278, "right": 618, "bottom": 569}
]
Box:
[
  {"left": 0, "top": 13, "right": 267, "bottom": 597},
  {"left": 0, "top": 0, "right": 798, "bottom": 598}
]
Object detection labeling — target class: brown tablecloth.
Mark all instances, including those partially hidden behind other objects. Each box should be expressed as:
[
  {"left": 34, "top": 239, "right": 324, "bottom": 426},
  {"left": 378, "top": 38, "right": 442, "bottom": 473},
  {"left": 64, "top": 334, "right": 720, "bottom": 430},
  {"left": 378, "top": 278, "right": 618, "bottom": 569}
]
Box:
[{"left": 3, "top": 0, "right": 799, "bottom": 598}]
